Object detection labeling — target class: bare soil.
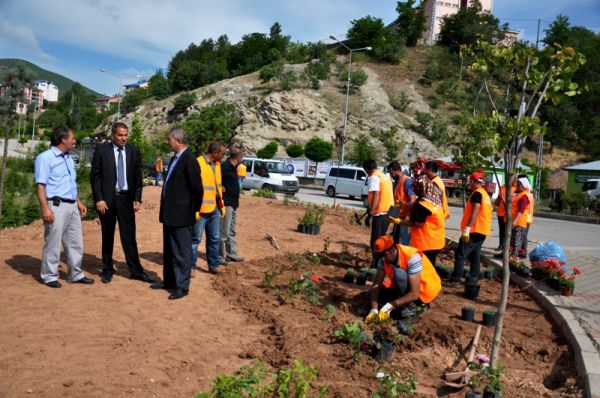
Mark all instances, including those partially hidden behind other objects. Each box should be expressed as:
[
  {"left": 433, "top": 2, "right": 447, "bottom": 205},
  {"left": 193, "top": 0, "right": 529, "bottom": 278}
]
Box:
[{"left": 0, "top": 187, "right": 582, "bottom": 397}]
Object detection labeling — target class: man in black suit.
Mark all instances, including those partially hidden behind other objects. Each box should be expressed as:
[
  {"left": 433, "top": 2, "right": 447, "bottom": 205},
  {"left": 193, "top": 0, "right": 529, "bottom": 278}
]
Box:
[
  {"left": 151, "top": 128, "right": 203, "bottom": 300},
  {"left": 91, "top": 122, "right": 154, "bottom": 284}
]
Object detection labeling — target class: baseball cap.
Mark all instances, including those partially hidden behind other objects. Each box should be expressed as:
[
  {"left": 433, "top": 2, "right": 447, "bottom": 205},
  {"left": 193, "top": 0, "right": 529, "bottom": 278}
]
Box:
[
  {"left": 470, "top": 171, "right": 484, "bottom": 183},
  {"left": 373, "top": 236, "right": 395, "bottom": 253}
]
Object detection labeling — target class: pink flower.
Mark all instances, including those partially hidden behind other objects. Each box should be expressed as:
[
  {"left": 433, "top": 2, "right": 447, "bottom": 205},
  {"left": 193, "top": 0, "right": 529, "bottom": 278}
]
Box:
[
  {"left": 574, "top": 267, "right": 582, "bottom": 275},
  {"left": 476, "top": 354, "right": 490, "bottom": 363}
]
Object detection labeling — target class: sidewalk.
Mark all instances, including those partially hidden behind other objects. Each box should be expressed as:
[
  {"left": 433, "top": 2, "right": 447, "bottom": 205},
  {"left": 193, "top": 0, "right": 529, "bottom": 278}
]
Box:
[{"left": 480, "top": 239, "right": 600, "bottom": 398}]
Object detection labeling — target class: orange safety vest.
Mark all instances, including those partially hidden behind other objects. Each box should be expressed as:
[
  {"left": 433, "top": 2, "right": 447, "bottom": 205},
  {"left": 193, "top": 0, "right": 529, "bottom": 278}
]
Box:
[
  {"left": 527, "top": 191, "right": 534, "bottom": 225},
  {"left": 431, "top": 176, "right": 450, "bottom": 220},
  {"left": 460, "top": 187, "right": 493, "bottom": 236},
  {"left": 409, "top": 199, "right": 446, "bottom": 251},
  {"left": 155, "top": 157, "right": 163, "bottom": 172},
  {"left": 368, "top": 169, "right": 393, "bottom": 215},
  {"left": 394, "top": 175, "right": 412, "bottom": 217},
  {"left": 497, "top": 185, "right": 515, "bottom": 217},
  {"left": 511, "top": 190, "right": 530, "bottom": 228},
  {"left": 382, "top": 244, "right": 442, "bottom": 304},
  {"left": 237, "top": 163, "right": 247, "bottom": 178},
  {"left": 198, "top": 155, "right": 223, "bottom": 214}
]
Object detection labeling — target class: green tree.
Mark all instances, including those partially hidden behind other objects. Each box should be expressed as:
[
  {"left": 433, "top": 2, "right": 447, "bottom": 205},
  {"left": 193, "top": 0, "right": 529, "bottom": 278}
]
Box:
[
  {"left": 257, "top": 141, "right": 278, "bottom": 159},
  {"left": 395, "top": 0, "right": 427, "bottom": 47},
  {"left": 36, "top": 108, "right": 67, "bottom": 129},
  {"left": 171, "top": 92, "right": 197, "bottom": 115},
  {"left": 346, "top": 16, "right": 385, "bottom": 49},
  {"left": 148, "top": 69, "right": 171, "bottom": 100},
  {"left": 285, "top": 143, "right": 304, "bottom": 158},
  {"left": 543, "top": 14, "right": 571, "bottom": 48},
  {"left": 121, "top": 87, "right": 149, "bottom": 114},
  {"left": 129, "top": 114, "right": 153, "bottom": 164},
  {"left": 438, "top": 0, "right": 507, "bottom": 52},
  {"left": 0, "top": 66, "right": 33, "bottom": 223},
  {"left": 337, "top": 66, "right": 368, "bottom": 93},
  {"left": 181, "top": 102, "right": 241, "bottom": 154},
  {"left": 374, "top": 126, "right": 404, "bottom": 163},
  {"left": 304, "top": 137, "right": 333, "bottom": 181},
  {"left": 347, "top": 135, "right": 380, "bottom": 166},
  {"left": 259, "top": 62, "right": 284, "bottom": 84}
]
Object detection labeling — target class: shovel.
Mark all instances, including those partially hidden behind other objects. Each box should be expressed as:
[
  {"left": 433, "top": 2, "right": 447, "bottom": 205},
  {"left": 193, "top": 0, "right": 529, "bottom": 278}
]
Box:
[
  {"left": 444, "top": 324, "right": 482, "bottom": 388},
  {"left": 353, "top": 210, "right": 369, "bottom": 225}
]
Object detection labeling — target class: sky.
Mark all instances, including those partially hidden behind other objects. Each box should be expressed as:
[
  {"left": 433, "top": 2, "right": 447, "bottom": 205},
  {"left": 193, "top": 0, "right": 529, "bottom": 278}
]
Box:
[{"left": 1, "top": 0, "right": 599, "bottom": 96}]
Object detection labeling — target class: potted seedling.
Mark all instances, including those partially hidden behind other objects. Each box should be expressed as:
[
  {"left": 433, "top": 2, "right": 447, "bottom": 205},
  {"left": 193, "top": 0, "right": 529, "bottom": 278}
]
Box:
[
  {"left": 437, "top": 265, "right": 452, "bottom": 279},
  {"left": 461, "top": 306, "right": 476, "bottom": 322},
  {"left": 484, "top": 268, "right": 494, "bottom": 280},
  {"left": 464, "top": 277, "right": 480, "bottom": 300},
  {"left": 366, "top": 268, "right": 378, "bottom": 282},
  {"left": 559, "top": 267, "right": 581, "bottom": 297},
  {"left": 297, "top": 204, "right": 326, "bottom": 235},
  {"left": 356, "top": 269, "right": 367, "bottom": 286},
  {"left": 343, "top": 268, "right": 355, "bottom": 283},
  {"left": 482, "top": 309, "right": 497, "bottom": 327}
]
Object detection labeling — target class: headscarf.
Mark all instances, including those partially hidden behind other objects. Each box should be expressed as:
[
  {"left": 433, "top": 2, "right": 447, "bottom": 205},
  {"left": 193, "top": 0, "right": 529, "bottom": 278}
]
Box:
[
  {"left": 411, "top": 175, "right": 442, "bottom": 207},
  {"left": 518, "top": 176, "right": 531, "bottom": 191}
]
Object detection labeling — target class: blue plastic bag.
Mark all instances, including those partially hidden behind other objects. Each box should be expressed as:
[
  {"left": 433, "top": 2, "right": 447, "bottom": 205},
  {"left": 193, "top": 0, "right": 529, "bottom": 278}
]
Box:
[{"left": 529, "top": 241, "right": 568, "bottom": 271}]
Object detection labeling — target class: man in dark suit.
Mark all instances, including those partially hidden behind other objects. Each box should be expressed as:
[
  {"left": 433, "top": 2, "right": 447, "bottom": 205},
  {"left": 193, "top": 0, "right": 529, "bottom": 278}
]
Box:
[
  {"left": 151, "top": 128, "right": 203, "bottom": 300},
  {"left": 91, "top": 122, "right": 154, "bottom": 284}
]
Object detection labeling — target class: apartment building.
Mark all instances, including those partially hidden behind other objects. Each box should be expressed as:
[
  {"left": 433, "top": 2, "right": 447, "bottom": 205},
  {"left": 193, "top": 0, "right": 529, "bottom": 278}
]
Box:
[{"left": 422, "top": 0, "right": 493, "bottom": 44}]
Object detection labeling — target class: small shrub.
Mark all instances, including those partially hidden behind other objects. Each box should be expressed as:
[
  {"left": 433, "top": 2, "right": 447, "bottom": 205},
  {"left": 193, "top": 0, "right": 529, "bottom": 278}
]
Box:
[
  {"left": 259, "top": 62, "right": 284, "bottom": 84},
  {"left": 390, "top": 92, "right": 412, "bottom": 112},
  {"left": 256, "top": 141, "right": 278, "bottom": 159},
  {"left": 202, "top": 88, "right": 216, "bottom": 99},
  {"left": 374, "top": 371, "right": 418, "bottom": 397},
  {"left": 286, "top": 273, "right": 320, "bottom": 304},
  {"left": 278, "top": 70, "right": 298, "bottom": 91},
  {"left": 171, "top": 92, "right": 197, "bottom": 115},
  {"left": 285, "top": 143, "right": 304, "bottom": 158},
  {"left": 563, "top": 192, "right": 590, "bottom": 215},
  {"left": 334, "top": 321, "right": 364, "bottom": 361},
  {"left": 253, "top": 188, "right": 276, "bottom": 199},
  {"left": 325, "top": 304, "right": 337, "bottom": 322}
]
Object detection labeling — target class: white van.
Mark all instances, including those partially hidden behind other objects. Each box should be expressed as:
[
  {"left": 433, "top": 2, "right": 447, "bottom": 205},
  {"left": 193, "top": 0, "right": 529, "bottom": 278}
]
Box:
[
  {"left": 241, "top": 157, "right": 300, "bottom": 193},
  {"left": 324, "top": 166, "right": 368, "bottom": 205},
  {"left": 582, "top": 179, "right": 600, "bottom": 199}
]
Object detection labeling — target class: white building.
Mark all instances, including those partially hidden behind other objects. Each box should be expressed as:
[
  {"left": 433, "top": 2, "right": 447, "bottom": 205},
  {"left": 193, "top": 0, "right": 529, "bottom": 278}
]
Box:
[
  {"left": 423, "top": 0, "right": 494, "bottom": 44},
  {"left": 34, "top": 80, "right": 59, "bottom": 102}
]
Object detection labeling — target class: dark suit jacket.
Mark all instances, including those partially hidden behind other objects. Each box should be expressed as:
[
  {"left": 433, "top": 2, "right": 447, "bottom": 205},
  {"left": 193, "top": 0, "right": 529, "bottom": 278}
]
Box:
[
  {"left": 91, "top": 143, "right": 143, "bottom": 208},
  {"left": 159, "top": 148, "right": 203, "bottom": 227}
]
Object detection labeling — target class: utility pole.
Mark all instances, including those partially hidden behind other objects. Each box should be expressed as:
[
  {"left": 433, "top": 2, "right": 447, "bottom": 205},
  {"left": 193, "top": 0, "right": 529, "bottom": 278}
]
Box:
[{"left": 535, "top": 18, "right": 541, "bottom": 49}]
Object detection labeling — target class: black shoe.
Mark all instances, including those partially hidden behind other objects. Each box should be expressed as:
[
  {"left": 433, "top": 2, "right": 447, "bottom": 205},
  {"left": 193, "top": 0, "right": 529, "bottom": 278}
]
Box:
[
  {"left": 150, "top": 281, "right": 166, "bottom": 289},
  {"left": 72, "top": 276, "right": 94, "bottom": 285},
  {"left": 218, "top": 258, "right": 229, "bottom": 266},
  {"left": 45, "top": 281, "right": 62, "bottom": 288},
  {"left": 101, "top": 273, "right": 113, "bottom": 284},
  {"left": 226, "top": 256, "right": 244, "bottom": 263},
  {"left": 168, "top": 288, "right": 188, "bottom": 300},
  {"left": 131, "top": 273, "right": 155, "bottom": 283}
]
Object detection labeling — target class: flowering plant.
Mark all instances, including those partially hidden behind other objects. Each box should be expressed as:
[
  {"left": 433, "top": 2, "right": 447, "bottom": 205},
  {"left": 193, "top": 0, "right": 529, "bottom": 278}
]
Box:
[
  {"left": 559, "top": 267, "right": 581, "bottom": 289},
  {"left": 467, "top": 355, "right": 505, "bottom": 393}
]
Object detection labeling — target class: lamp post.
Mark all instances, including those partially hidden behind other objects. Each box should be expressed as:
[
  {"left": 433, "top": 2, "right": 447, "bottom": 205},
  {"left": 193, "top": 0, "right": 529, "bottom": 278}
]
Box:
[
  {"left": 31, "top": 100, "right": 38, "bottom": 141},
  {"left": 100, "top": 68, "right": 123, "bottom": 120}
]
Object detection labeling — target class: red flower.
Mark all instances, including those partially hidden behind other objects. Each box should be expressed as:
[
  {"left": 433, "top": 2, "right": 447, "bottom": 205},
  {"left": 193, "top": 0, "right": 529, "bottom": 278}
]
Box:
[
  {"left": 574, "top": 267, "right": 582, "bottom": 275},
  {"left": 558, "top": 269, "right": 566, "bottom": 275}
]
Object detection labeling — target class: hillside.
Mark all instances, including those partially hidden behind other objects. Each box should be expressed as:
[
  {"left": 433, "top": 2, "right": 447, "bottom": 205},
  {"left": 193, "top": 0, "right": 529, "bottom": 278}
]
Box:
[{"left": 0, "top": 58, "right": 101, "bottom": 98}]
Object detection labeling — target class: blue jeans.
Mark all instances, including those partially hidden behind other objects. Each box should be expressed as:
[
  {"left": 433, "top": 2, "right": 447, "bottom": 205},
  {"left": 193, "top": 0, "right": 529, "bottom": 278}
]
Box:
[
  {"left": 192, "top": 210, "right": 221, "bottom": 270},
  {"left": 155, "top": 172, "right": 162, "bottom": 186}
]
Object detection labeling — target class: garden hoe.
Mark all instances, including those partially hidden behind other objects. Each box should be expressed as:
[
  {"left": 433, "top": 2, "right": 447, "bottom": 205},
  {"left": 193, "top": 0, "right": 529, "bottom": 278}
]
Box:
[
  {"left": 353, "top": 210, "right": 371, "bottom": 226},
  {"left": 444, "top": 324, "right": 482, "bottom": 388}
]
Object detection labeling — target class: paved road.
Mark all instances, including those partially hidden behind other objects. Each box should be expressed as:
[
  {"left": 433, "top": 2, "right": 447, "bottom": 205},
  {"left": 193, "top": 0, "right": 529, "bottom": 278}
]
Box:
[{"left": 295, "top": 188, "right": 600, "bottom": 259}]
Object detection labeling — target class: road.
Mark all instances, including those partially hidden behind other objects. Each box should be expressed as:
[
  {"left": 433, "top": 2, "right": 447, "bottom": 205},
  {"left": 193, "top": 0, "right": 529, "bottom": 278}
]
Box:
[{"left": 294, "top": 188, "right": 600, "bottom": 259}]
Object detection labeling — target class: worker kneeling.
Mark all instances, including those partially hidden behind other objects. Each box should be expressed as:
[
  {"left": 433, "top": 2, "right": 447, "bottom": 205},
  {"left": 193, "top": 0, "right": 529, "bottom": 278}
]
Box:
[{"left": 366, "top": 235, "right": 442, "bottom": 334}]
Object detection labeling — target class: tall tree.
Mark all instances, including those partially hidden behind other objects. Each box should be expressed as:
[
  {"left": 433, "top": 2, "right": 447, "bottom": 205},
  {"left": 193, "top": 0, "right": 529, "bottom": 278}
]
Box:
[
  {"left": 542, "top": 14, "right": 571, "bottom": 48},
  {"left": 0, "top": 66, "right": 33, "bottom": 223},
  {"left": 346, "top": 16, "right": 385, "bottom": 49},
  {"left": 395, "top": 0, "right": 427, "bottom": 47},
  {"left": 304, "top": 137, "right": 333, "bottom": 181}
]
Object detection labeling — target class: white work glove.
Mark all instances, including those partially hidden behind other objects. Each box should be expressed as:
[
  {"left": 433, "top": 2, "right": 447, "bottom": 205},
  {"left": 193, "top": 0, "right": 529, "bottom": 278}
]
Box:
[
  {"left": 380, "top": 302, "right": 394, "bottom": 314},
  {"left": 365, "top": 309, "right": 379, "bottom": 324},
  {"left": 461, "top": 226, "right": 471, "bottom": 243},
  {"left": 378, "top": 303, "right": 394, "bottom": 321}
]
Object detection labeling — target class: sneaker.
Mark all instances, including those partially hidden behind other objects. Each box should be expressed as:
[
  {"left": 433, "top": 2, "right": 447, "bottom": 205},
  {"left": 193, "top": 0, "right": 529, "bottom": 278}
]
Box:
[
  {"left": 45, "top": 280, "right": 62, "bottom": 288},
  {"left": 226, "top": 256, "right": 245, "bottom": 262},
  {"left": 218, "top": 258, "right": 229, "bottom": 266}
]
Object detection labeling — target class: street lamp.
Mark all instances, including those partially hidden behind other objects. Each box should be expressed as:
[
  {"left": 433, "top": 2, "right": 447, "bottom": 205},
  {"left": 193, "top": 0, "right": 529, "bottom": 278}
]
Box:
[
  {"left": 329, "top": 35, "right": 371, "bottom": 164},
  {"left": 100, "top": 68, "right": 123, "bottom": 120}
]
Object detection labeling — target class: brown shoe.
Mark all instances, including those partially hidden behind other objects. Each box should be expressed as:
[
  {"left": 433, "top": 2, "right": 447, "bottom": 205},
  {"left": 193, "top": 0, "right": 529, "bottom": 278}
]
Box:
[{"left": 209, "top": 266, "right": 224, "bottom": 275}]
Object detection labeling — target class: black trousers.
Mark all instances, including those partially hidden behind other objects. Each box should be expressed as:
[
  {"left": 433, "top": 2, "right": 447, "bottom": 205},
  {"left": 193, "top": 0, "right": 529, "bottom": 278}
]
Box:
[
  {"left": 423, "top": 250, "right": 441, "bottom": 267},
  {"left": 451, "top": 233, "right": 486, "bottom": 282},
  {"left": 370, "top": 214, "right": 391, "bottom": 266},
  {"left": 163, "top": 224, "right": 193, "bottom": 292},
  {"left": 497, "top": 214, "right": 506, "bottom": 249},
  {"left": 99, "top": 194, "right": 144, "bottom": 276}
]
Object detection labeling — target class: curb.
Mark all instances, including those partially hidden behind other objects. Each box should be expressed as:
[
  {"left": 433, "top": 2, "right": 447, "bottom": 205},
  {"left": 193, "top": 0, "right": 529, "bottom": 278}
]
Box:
[{"left": 482, "top": 253, "right": 600, "bottom": 398}]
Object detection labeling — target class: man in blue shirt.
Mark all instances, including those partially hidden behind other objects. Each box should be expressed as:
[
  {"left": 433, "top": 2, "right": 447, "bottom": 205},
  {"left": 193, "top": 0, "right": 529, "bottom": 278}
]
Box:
[{"left": 34, "top": 126, "right": 94, "bottom": 288}]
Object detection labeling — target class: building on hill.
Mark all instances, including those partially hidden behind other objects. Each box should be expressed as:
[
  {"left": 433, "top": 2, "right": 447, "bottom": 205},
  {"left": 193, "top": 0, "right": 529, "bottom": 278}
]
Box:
[
  {"left": 0, "top": 84, "right": 43, "bottom": 112},
  {"left": 94, "top": 95, "right": 121, "bottom": 112},
  {"left": 34, "top": 80, "right": 59, "bottom": 102},
  {"left": 123, "top": 79, "right": 148, "bottom": 93},
  {"left": 422, "top": 0, "right": 493, "bottom": 44},
  {"left": 562, "top": 160, "right": 600, "bottom": 194}
]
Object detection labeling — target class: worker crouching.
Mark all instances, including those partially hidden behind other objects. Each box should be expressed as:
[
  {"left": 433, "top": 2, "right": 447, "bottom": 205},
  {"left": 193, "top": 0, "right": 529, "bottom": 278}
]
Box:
[{"left": 366, "top": 236, "right": 442, "bottom": 335}]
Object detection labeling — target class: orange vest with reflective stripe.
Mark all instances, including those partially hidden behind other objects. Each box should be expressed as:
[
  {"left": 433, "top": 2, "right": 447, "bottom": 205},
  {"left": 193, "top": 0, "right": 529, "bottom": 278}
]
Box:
[
  {"left": 368, "top": 169, "right": 393, "bottom": 215},
  {"left": 497, "top": 185, "right": 515, "bottom": 217},
  {"left": 527, "top": 191, "right": 534, "bottom": 225},
  {"left": 394, "top": 175, "right": 412, "bottom": 217},
  {"left": 198, "top": 155, "right": 223, "bottom": 214},
  {"left": 460, "top": 187, "right": 493, "bottom": 236},
  {"left": 382, "top": 245, "right": 442, "bottom": 304},
  {"left": 511, "top": 190, "right": 530, "bottom": 228},
  {"left": 237, "top": 163, "right": 247, "bottom": 178},
  {"left": 431, "top": 176, "right": 449, "bottom": 219},
  {"left": 409, "top": 200, "right": 446, "bottom": 251}
]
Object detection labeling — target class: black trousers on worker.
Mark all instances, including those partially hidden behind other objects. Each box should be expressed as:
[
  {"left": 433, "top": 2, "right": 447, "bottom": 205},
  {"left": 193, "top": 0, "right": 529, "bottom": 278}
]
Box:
[
  {"left": 163, "top": 224, "right": 193, "bottom": 292},
  {"left": 99, "top": 194, "right": 144, "bottom": 277},
  {"left": 450, "top": 233, "right": 486, "bottom": 282},
  {"left": 423, "top": 250, "right": 441, "bottom": 267},
  {"left": 370, "top": 214, "right": 391, "bottom": 266},
  {"left": 497, "top": 214, "right": 506, "bottom": 250}
]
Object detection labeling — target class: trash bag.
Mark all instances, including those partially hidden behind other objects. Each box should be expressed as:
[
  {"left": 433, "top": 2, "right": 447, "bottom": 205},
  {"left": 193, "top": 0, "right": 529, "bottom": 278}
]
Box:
[{"left": 529, "top": 241, "right": 568, "bottom": 271}]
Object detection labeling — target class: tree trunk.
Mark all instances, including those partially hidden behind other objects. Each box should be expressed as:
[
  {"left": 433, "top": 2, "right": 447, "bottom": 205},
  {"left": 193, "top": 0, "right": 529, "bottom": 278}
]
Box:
[{"left": 0, "top": 117, "right": 13, "bottom": 223}]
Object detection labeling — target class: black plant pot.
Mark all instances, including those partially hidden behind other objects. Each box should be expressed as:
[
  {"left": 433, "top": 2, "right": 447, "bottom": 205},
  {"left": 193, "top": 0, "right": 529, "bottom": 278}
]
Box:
[
  {"left": 532, "top": 267, "right": 545, "bottom": 280},
  {"left": 482, "top": 311, "right": 497, "bottom": 327},
  {"left": 372, "top": 338, "right": 395, "bottom": 362},
  {"left": 356, "top": 271, "right": 367, "bottom": 286},
  {"left": 366, "top": 268, "right": 378, "bottom": 282},
  {"left": 517, "top": 267, "right": 531, "bottom": 278},
  {"left": 484, "top": 269, "right": 494, "bottom": 280},
  {"left": 465, "top": 391, "right": 482, "bottom": 398},
  {"left": 547, "top": 277, "right": 560, "bottom": 291},
  {"left": 314, "top": 225, "right": 321, "bottom": 235},
  {"left": 461, "top": 307, "right": 475, "bottom": 322},
  {"left": 482, "top": 386, "right": 502, "bottom": 398},
  {"left": 343, "top": 269, "right": 355, "bottom": 283},
  {"left": 297, "top": 224, "right": 304, "bottom": 233},
  {"left": 464, "top": 283, "right": 480, "bottom": 300}
]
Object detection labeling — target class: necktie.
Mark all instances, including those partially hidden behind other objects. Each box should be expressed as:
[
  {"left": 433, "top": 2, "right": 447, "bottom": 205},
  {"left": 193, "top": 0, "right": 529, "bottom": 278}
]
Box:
[{"left": 117, "top": 147, "right": 125, "bottom": 190}]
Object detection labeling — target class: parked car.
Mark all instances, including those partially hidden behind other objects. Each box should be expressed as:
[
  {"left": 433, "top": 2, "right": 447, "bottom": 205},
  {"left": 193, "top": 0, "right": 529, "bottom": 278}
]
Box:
[
  {"left": 583, "top": 179, "right": 600, "bottom": 199},
  {"left": 323, "top": 166, "right": 368, "bottom": 206},
  {"left": 241, "top": 157, "right": 300, "bottom": 193}
]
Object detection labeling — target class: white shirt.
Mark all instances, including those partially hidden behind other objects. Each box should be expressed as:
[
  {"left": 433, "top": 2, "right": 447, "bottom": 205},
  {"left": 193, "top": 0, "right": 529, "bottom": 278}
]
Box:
[
  {"left": 368, "top": 174, "right": 381, "bottom": 192},
  {"left": 113, "top": 144, "right": 128, "bottom": 191}
]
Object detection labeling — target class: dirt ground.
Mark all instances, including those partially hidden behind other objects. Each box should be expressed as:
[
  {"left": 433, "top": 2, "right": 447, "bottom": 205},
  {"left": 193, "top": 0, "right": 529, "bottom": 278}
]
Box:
[{"left": 0, "top": 187, "right": 582, "bottom": 397}]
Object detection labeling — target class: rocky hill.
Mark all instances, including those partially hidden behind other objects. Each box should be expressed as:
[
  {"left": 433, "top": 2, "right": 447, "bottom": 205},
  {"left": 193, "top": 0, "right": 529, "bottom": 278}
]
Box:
[{"left": 100, "top": 56, "right": 442, "bottom": 161}]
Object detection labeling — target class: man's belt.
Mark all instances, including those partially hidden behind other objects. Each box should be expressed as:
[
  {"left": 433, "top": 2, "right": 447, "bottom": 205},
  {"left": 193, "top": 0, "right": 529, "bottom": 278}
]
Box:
[
  {"left": 116, "top": 190, "right": 129, "bottom": 196},
  {"left": 47, "top": 197, "right": 76, "bottom": 204}
]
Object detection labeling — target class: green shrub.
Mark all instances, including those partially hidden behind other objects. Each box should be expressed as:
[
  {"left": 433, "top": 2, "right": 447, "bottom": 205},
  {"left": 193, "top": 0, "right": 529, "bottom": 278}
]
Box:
[
  {"left": 563, "top": 192, "right": 590, "bottom": 215},
  {"left": 171, "top": 92, "right": 197, "bottom": 115},
  {"left": 252, "top": 188, "right": 277, "bottom": 199},
  {"left": 390, "top": 92, "right": 412, "bottom": 112},
  {"left": 259, "top": 62, "right": 284, "bottom": 84},
  {"left": 256, "top": 141, "right": 278, "bottom": 159},
  {"left": 285, "top": 143, "right": 304, "bottom": 158}
]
